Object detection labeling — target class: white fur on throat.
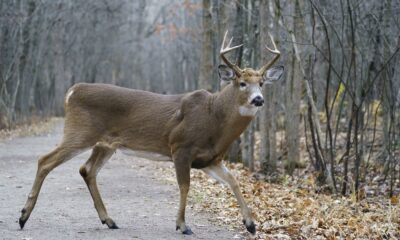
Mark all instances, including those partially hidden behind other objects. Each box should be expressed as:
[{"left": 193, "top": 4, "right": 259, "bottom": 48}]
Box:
[{"left": 239, "top": 105, "right": 259, "bottom": 117}]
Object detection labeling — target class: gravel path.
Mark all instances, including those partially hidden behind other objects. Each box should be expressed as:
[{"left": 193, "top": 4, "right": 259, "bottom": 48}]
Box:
[{"left": 0, "top": 122, "right": 238, "bottom": 240}]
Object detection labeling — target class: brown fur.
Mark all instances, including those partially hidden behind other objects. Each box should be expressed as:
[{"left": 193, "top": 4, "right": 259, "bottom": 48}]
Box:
[
  {"left": 19, "top": 31, "right": 281, "bottom": 235},
  {"left": 63, "top": 82, "right": 252, "bottom": 162},
  {"left": 240, "top": 68, "right": 262, "bottom": 83},
  {"left": 19, "top": 81, "right": 258, "bottom": 234}
]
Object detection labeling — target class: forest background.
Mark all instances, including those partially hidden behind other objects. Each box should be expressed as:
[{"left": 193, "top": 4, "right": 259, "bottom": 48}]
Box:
[{"left": 1, "top": 1, "right": 399, "bottom": 238}]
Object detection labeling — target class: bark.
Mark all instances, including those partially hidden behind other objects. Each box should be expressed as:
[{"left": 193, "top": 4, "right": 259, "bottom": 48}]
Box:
[
  {"left": 284, "top": 0, "right": 303, "bottom": 175},
  {"left": 259, "top": 0, "right": 278, "bottom": 174},
  {"left": 199, "top": 0, "right": 213, "bottom": 91}
]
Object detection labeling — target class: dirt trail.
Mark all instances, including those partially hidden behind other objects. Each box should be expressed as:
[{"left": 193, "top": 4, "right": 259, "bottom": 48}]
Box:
[{"left": 0, "top": 122, "right": 238, "bottom": 240}]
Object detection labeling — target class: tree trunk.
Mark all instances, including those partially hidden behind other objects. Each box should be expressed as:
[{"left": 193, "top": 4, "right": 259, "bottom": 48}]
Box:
[
  {"left": 259, "top": 0, "right": 279, "bottom": 175},
  {"left": 198, "top": 0, "right": 213, "bottom": 91}
]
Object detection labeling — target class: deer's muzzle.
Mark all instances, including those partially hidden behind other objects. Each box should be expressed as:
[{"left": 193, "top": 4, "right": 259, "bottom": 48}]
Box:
[{"left": 251, "top": 96, "right": 264, "bottom": 107}]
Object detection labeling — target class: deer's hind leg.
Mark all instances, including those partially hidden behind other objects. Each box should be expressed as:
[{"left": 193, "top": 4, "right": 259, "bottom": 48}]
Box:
[
  {"left": 79, "top": 142, "right": 117, "bottom": 229},
  {"left": 19, "top": 144, "right": 86, "bottom": 229}
]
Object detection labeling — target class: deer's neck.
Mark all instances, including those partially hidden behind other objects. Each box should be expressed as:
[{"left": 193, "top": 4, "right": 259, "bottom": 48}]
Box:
[
  {"left": 214, "top": 84, "right": 249, "bottom": 119},
  {"left": 211, "top": 84, "right": 254, "bottom": 152}
]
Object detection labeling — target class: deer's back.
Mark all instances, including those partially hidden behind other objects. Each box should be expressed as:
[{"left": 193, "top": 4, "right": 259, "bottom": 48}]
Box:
[{"left": 63, "top": 83, "right": 183, "bottom": 156}]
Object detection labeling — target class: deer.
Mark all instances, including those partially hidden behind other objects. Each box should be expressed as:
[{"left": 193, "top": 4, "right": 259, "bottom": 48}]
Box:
[{"left": 18, "top": 31, "right": 283, "bottom": 235}]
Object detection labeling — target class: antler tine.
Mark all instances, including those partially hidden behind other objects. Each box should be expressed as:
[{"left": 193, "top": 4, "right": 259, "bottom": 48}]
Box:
[
  {"left": 228, "top": 37, "right": 233, "bottom": 48},
  {"left": 265, "top": 33, "right": 278, "bottom": 53},
  {"left": 258, "top": 32, "right": 281, "bottom": 75},
  {"left": 221, "top": 31, "right": 228, "bottom": 50},
  {"left": 220, "top": 31, "right": 243, "bottom": 76}
]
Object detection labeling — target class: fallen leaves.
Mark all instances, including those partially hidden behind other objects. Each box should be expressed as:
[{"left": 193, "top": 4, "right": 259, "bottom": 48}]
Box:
[
  {"left": 0, "top": 117, "right": 61, "bottom": 140},
  {"left": 391, "top": 195, "right": 399, "bottom": 205},
  {"left": 156, "top": 163, "right": 400, "bottom": 239}
]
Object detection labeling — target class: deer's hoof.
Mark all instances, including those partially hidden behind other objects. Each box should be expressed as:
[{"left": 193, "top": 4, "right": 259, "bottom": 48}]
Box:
[
  {"left": 102, "top": 218, "right": 119, "bottom": 229},
  {"left": 19, "top": 208, "right": 28, "bottom": 229},
  {"left": 182, "top": 227, "right": 193, "bottom": 235},
  {"left": 108, "top": 223, "right": 119, "bottom": 229},
  {"left": 243, "top": 219, "right": 256, "bottom": 235},
  {"left": 19, "top": 217, "right": 27, "bottom": 229},
  {"left": 176, "top": 225, "right": 193, "bottom": 235}
]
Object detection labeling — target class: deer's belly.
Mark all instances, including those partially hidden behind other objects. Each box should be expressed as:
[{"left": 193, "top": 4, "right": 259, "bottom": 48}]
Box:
[{"left": 119, "top": 148, "right": 172, "bottom": 161}]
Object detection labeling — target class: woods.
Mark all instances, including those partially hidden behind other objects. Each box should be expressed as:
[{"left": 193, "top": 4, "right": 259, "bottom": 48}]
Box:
[
  {"left": 1, "top": 0, "right": 400, "bottom": 216},
  {"left": 1, "top": 0, "right": 400, "bottom": 239}
]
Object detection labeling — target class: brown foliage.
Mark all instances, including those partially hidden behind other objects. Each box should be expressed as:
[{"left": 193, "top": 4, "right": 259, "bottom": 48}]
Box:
[{"left": 157, "top": 163, "right": 399, "bottom": 239}]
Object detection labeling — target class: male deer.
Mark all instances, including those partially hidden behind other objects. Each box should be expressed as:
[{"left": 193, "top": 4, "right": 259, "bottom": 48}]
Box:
[{"left": 19, "top": 31, "right": 283, "bottom": 235}]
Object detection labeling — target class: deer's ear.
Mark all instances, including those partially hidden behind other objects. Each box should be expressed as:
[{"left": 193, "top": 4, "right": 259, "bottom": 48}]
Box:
[
  {"left": 218, "top": 65, "right": 235, "bottom": 81},
  {"left": 263, "top": 65, "right": 284, "bottom": 84}
]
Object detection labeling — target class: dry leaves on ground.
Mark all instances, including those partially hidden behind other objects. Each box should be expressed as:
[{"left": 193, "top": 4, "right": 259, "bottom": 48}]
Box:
[
  {"left": 156, "top": 163, "right": 400, "bottom": 240},
  {"left": 0, "top": 117, "right": 61, "bottom": 140}
]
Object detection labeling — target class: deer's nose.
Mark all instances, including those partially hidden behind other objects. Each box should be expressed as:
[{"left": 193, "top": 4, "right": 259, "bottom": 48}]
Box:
[{"left": 251, "top": 96, "right": 264, "bottom": 107}]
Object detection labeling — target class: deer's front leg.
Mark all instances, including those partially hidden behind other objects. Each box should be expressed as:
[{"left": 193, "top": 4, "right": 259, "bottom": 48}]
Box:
[
  {"left": 203, "top": 163, "right": 256, "bottom": 234},
  {"left": 172, "top": 149, "right": 193, "bottom": 235}
]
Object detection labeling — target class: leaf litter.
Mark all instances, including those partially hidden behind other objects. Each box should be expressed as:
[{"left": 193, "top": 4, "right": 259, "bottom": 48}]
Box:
[{"left": 155, "top": 163, "right": 399, "bottom": 240}]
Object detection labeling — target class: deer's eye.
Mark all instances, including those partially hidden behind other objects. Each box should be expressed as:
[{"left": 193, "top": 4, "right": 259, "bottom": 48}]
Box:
[
  {"left": 259, "top": 82, "right": 264, "bottom": 87},
  {"left": 239, "top": 82, "right": 247, "bottom": 88}
]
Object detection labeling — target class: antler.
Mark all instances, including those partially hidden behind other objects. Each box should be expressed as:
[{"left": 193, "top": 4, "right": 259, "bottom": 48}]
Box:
[
  {"left": 220, "top": 31, "right": 243, "bottom": 76},
  {"left": 258, "top": 33, "right": 281, "bottom": 75}
]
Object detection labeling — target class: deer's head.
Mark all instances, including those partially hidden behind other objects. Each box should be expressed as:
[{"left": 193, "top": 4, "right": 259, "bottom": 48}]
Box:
[{"left": 218, "top": 31, "right": 284, "bottom": 116}]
